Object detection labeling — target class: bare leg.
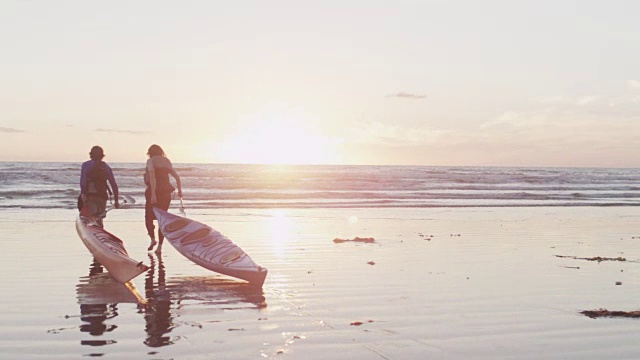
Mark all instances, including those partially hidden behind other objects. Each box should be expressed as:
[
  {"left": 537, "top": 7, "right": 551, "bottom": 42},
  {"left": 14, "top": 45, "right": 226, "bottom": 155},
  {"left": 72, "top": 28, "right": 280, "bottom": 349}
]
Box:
[
  {"left": 154, "top": 192, "right": 171, "bottom": 254},
  {"left": 145, "top": 188, "right": 157, "bottom": 251}
]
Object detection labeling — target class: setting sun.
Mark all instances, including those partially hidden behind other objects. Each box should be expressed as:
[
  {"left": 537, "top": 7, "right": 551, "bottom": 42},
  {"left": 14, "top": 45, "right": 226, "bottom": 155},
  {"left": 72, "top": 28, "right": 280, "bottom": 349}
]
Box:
[{"left": 194, "top": 105, "right": 340, "bottom": 165}]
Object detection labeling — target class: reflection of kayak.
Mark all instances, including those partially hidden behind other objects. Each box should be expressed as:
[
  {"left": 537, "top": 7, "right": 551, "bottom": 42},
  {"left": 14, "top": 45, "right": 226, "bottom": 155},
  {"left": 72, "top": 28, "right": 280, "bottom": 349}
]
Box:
[
  {"left": 76, "top": 272, "right": 139, "bottom": 304},
  {"left": 160, "top": 276, "right": 266, "bottom": 308},
  {"left": 153, "top": 208, "right": 268, "bottom": 287},
  {"left": 76, "top": 206, "right": 149, "bottom": 284}
]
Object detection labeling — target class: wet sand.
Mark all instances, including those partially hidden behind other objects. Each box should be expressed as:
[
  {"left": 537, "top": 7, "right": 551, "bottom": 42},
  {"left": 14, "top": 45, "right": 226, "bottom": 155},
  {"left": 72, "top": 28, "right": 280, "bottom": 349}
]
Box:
[{"left": 1, "top": 206, "right": 640, "bottom": 359}]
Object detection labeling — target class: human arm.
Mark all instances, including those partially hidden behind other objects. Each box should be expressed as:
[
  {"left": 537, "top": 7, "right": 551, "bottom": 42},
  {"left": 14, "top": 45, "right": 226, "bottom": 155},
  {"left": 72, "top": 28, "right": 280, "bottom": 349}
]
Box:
[
  {"left": 168, "top": 167, "right": 182, "bottom": 198},
  {"left": 106, "top": 164, "right": 120, "bottom": 208},
  {"left": 80, "top": 162, "right": 89, "bottom": 200},
  {"left": 147, "top": 158, "right": 158, "bottom": 204}
]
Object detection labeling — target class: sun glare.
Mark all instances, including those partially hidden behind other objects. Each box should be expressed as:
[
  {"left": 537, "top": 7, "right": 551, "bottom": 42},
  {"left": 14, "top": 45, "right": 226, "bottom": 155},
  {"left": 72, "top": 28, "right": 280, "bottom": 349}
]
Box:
[
  {"left": 267, "top": 209, "right": 293, "bottom": 257},
  {"left": 194, "top": 105, "right": 339, "bottom": 165}
]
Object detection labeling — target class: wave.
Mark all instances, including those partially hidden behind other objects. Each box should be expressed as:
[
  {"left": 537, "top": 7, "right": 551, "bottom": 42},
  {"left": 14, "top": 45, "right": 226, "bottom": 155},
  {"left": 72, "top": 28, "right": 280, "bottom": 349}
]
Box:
[{"left": 1, "top": 162, "right": 640, "bottom": 210}]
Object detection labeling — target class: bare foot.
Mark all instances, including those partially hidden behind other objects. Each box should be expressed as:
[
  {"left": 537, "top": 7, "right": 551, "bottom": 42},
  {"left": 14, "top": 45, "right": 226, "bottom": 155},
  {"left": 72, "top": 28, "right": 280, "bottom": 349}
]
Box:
[{"left": 147, "top": 239, "right": 157, "bottom": 251}]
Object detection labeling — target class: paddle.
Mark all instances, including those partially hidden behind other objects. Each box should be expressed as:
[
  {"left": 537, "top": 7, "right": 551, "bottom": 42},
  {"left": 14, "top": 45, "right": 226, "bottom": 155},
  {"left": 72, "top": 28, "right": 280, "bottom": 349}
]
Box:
[
  {"left": 179, "top": 197, "right": 186, "bottom": 216},
  {"left": 104, "top": 195, "right": 135, "bottom": 214},
  {"left": 119, "top": 194, "right": 136, "bottom": 205}
]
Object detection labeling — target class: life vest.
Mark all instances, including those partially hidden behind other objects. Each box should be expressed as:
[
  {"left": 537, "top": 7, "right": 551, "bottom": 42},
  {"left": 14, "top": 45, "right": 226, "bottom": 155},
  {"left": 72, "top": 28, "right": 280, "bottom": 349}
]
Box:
[{"left": 87, "top": 161, "right": 112, "bottom": 199}]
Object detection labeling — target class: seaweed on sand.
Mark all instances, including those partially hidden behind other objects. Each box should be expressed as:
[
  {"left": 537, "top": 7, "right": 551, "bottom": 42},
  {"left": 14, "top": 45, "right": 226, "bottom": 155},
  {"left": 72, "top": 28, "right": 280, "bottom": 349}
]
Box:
[
  {"left": 555, "top": 255, "right": 629, "bottom": 262},
  {"left": 581, "top": 309, "right": 640, "bottom": 319},
  {"left": 333, "top": 237, "right": 375, "bottom": 244}
]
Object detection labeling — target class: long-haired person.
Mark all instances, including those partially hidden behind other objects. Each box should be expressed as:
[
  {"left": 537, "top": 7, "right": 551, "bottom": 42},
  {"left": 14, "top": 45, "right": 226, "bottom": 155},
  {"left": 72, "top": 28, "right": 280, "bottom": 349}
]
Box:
[{"left": 144, "top": 144, "right": 182, "bottom": 253}]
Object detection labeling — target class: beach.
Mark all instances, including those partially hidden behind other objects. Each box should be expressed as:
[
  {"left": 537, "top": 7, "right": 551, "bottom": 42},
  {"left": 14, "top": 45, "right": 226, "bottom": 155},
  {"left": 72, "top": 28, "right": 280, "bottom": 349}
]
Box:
[
  {"left": 4, "top": 0, "right": 640, "bottom": 357},
  {"left": 2, "top": 206, "right": 640, "bottom": 359}
]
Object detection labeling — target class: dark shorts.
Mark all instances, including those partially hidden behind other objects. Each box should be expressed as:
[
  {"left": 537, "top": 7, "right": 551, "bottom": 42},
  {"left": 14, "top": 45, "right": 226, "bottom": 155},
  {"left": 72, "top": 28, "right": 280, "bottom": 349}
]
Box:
[{"left": 145, "top": 189, "right": 173, "bottom": 237}]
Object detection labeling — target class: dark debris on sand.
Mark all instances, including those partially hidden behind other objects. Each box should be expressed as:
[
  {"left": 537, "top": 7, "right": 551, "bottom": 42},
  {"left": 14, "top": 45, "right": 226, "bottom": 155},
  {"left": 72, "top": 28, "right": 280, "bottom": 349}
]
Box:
[
  {"left": 555, "top": 255, "right": 629, "bottom": 262},
  {"left": 333, "top": 237, "right": 375, "bottom": 244},
  {"left": 581, "top": 309, "right": 640, "bottom": 319},
  {"left": 418, "top": 233, "right": 434, "bottom": 240},
  {"left": 350, "top": 320, "right": 375, "bottom": 326}
]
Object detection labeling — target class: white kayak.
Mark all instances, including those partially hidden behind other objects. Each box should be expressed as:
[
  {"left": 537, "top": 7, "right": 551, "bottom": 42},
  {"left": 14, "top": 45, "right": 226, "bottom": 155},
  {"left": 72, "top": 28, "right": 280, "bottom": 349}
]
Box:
[
  {"left": 153, "top": 208, "right": 268, "bottom": 287},
  {"left": 76, "top": 207, "right": 149, "bottom": 284}
]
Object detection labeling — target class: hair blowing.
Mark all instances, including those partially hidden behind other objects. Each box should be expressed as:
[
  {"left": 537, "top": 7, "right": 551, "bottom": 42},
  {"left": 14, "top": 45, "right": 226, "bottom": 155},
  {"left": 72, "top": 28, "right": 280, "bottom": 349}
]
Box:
[{"left": 147, "top": 144, "right": 166, "bottom": 157}]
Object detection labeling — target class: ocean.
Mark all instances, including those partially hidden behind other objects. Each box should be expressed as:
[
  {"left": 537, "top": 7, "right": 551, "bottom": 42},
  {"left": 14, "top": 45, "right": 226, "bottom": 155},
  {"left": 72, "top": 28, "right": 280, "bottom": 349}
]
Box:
[{"left": 1, "top": 162, "right": 639, "bottom": 209}]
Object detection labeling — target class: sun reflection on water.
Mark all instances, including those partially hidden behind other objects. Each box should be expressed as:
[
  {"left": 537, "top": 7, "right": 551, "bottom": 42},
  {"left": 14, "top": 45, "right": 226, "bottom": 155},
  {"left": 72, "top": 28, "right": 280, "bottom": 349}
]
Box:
[{"left": 267, "top": 209, "right": 292, "bottom": 257}]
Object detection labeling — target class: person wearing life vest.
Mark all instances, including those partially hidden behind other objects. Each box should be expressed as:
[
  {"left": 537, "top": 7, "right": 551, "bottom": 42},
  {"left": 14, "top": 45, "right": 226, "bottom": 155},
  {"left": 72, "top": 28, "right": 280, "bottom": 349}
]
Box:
[
  {"left": 79, "top": 146, "right": 120, "bottom": 228},
  {"left": 144, "top": 144, "right": 182, "bottom": 253}
]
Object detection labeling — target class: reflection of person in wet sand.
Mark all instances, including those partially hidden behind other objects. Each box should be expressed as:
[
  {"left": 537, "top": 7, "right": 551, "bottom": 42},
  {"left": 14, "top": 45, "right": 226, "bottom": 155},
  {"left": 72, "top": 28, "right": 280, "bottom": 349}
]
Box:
[
  {"left": 79, "top": 259, "right": 118, "bottom": 341},
  {"left": 143, "top": 253, "right": 174, "bottom": 347}
]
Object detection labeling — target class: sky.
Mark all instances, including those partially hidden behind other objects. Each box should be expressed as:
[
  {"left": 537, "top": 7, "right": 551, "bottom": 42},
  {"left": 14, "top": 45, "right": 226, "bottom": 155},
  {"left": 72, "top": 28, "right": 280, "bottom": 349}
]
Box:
[{"left": 1, "top": 1, "right": 640, "bottom": 167}]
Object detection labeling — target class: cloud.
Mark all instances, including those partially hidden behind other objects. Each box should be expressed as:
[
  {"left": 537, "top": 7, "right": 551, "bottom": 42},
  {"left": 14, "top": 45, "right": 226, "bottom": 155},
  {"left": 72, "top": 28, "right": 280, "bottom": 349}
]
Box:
[
  {"left": 532, "top": 89, "right": 640, "bottom": 118},
  {"left": 535, "top": 95, "right": 603, "bottom": 106},
  {"left": 535, "top": 96, "right": 566, "bottom": 104},
  {"left": 576, "top": 95, "right": 601, "bottom": 105},
  {"left": 480, "top": 110, "right": 552, "bottom": 130},
  {"left": 0, "top": 127, "right": 25, "bottom": 133},
  {"left": 477, "top": 98, "right": 640, "bottom": 155},
  {"left": 95, "top": 128, "right": 152, "bottom": 135},
  {"left": 387, "top": 92, "right": 427, "bottom": 99},
  {"left": 343, "top": 81, "right": 640, "bottom": 166},
  {"left": 627, "top": 80, "right": 640, "bottom": 89},
  {"left": 344, "top": 121, "right": 448, "bottom": 146}
]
